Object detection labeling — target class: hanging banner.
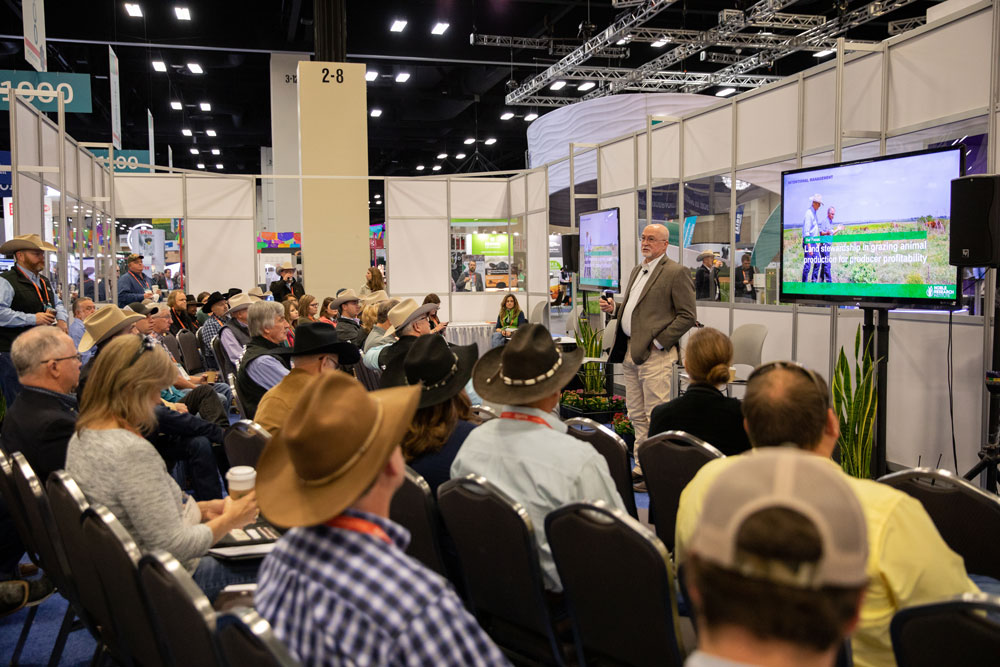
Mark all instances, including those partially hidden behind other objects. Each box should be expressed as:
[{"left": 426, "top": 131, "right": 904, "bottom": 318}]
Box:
[
  {"left": 147, "top": 109, "right": 154, "bottom": 173},
  {"left": 682, "top": 215, "right": 697, "bottom": 248},
  {"left": 90, "top": 149, "right": 151, "bottom": 173},
  {"left": 109, "top": 46, "right": 121, "bottom": 150},
  {"left": 0, "top": 70, "right": 91, "bottom": 112},
  {"left": 22, "top": 0, "right": 46, "bottom": 73},
  {"left": 734, "top": 204, "right": 745, "bottom": 243}
]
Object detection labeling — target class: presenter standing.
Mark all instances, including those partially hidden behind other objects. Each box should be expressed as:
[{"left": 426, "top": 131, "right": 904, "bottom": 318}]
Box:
[
  {"left": 600, "top": 224, "right": 696, "bottom": 490},
  {"left": 801, "top": 194, "right": 823, "bottom": 282}
]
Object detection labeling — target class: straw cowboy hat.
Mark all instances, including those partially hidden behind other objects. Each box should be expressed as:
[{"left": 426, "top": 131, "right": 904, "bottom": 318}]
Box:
[
  {"left": 403, "top": 335, "right": 478, "bottom": 409},
  {"left": 473, "top": 323, "right": 583, "bottom": 404},
  {"left": 384, "top": 298, "right": 436, "bottom": 337},
  {"left": 0, "top": 234, "right": 57, "bottom": 255},
  {"left": 330, "top": 289, "right": 362, "bottom": 310},
  {"left": 361, "top": 290, "right": 390, "bottom": 306},
  {"left": 696, "top": 251, "right": 719, "bottom": 262},
  {"left": 256, "top": 372, "right": 420, "bottom": 527},
  {"left": 78, "top": 307, "right": 144, "bottom": 352},
  {"left": 277, "top": 262, "right": 295, "bottom": 274},
  {"left": 225, "top": 293, "right": 254, "bottom": 315},
  {"left": 810, "top": 193, "right": 824, "bottom": 204},
  {"left": 247, "top": 286, "right": 271, "bottom": 301}
]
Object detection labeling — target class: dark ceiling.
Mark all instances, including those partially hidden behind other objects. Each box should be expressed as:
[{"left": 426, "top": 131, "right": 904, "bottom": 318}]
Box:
[{"left": 1, "top": 1, "right": 941, "bottom": 190}]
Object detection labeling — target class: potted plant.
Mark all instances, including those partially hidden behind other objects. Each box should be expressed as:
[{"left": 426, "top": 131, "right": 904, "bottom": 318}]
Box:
[
  {"left": 612, "top": 412, "right": 635, "bottom": 452},
  {"left": 559, "top": 390, "right": 626, "bottom": 424},
  {"left": 574, "top": 315, "right": 606, "bottom": 395},
  {"left": 832, "top": 324, "right": 877, "bottom": 479}
]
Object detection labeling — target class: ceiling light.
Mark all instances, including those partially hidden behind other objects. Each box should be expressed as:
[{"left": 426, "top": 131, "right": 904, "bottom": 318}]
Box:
[
  {"left": 395, "top": 72, "right": 410, "bottom": 83},
  {"left": 205, "top": 129, "right": 216, "bottom": 137},
  {"left": 484, "top": 138, "right": 497, "bottom": 145},
  {"left": 152, "top": 60, "right": 167, "bottom": 72},
  {"left": 500, "top": 112, "right": 514, "bottom": 120},
  {"left": 715, "top": 87, "right": 737, "bottom": 97},
  {"left": 365, "top": 70, "right": 378, "bottom": 81},
  {"left": 190, "top": 148, "right": 199, "bottom": 154},
  {"left": 577, "top": 82, "right": 595, "bottom": 92},
  {"left": 374, "top": 193, "right": 381, "bottom": 198},
  {"left": 390, "top": 19, "right": 407, "bottom": 32},
  {"left": 813, "top": 49, "right": 835, "bottom": 58},
  {"left": 211, "top": 149, "right": 220, "bottom": 155},
  {"left": 432, "top": 165, "right": 442, "bottom": 171},
  {"left": 200, "top": 102, "right": 211, "bottom": 111},
  {"left": 651, "top": 39, "right": 668, "bottom": 48},
  {"left": 181, "top": 128, "right": 192, "bottom": 136},
  {"left": 215, "top": 163, "right": 223, "bottom": 169},
  {"left": 550, "top": 81, "right": 567, "bottom": 91},
  {"left": 455, "top": 153, "right": 466, "bottom": 159},
  {"left": 187, "top": 63, "right": 203, "bottom": 74},
  {"left": 615, "top": 38, "right": 627, "bottom": 45},
  {"left": 416, "top": 165, "right": 425, "bottom": 171},
  {"left": 437, "top": 153, "right": 447, "bottom": 159},
  {"left": 124, "top": 3, "right": 142, "bottom": 18},
  {"left": 431, "top": 22, "right": 449, "bottom": 35},
  {"left": 524, "top": 113, "right": 538, "bottom": 121},
  {"left": 170, "top": 101, "right": 182, "bottom": 110},
  {"left": 196, "top": 163, "right": 205, "bottom": 169},
  {"left": 463, "top": 138, "right": 475, "bottom": 145},
  {"left": 370, "top": 108, "right": 382, "bottom": 117},
  {"left": 174, "top": 7, "right": 191, "bottom": 20}
]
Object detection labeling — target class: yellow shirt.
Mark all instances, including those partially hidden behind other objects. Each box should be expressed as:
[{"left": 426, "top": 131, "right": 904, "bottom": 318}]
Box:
[{"left": 675, "top": 453, "right": 980, "bottom": 667}]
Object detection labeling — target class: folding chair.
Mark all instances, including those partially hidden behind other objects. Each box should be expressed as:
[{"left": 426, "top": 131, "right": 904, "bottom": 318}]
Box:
[
  {"left": 215, "top": 607, "right": 300, "bottom": 667},
  {"left": 388, "top": 467, "right": 448, "bottom": 577},
  {"left": 471, "top": 405, "right": 498, "bottom": 421},
  {"left": 163, "top": 333, "right": 184, "bottom": 365},
  {"left": 354, "top": 362, "right": 382, "bottom": 392},
  {"left": 229, "top": 372, "right": 248, "bottom": 419},
  {"left": 224, "top": 420, "right": 271, "bottom": 469},
  {"left": 565, "top": 417, "right": 638, "bottom": 518},
  {"left": 890, "top": 592, "right": 1000, "bottom": 667},
  {"left": 178, "top": 329, "right": 206, "bottom": 374},
  {"left": 213, "top": 335, "right": 237, "bottom": 379}
]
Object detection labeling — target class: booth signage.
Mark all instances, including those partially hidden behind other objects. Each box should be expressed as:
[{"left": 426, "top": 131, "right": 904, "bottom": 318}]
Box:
[
  {"left": 0, "top": 151, "right": 10, "bottom": 195},
  {"left": 22, "top": 0, "right": 46, "bottom": 72},
  {"left": 0, "top": 70, "right": 91, "bottom": 112},
  {"left": 470, "top": 233, "right": 510, "bottom": 256},
  {"left": 109, "top": 47, "right": 121, "bottom": 150},
  {"left": 90, "top": 149, "right": 151, "bottom": 173}
]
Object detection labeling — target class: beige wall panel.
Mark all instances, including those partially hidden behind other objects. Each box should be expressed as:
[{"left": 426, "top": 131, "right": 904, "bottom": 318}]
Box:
[
  {"left": 187, "top": 218, "right": 256, "bottom": 296},
  {"left": 527, "top": 211, "right": 547, "bottom": 293},
  {"left": 386, "top": 179, "right": 448, "bottom": 218},
  {"left": 385, "top": 218, "right": 449, "bottom": 296},
  {"left": 451, "top": 180, "right": 508, "bottom": 219},
  {"left": 510, "top": 175, "right": 526, "bottom": 216},
  {"left": 684, "top": 106, "right": 732, "bottom": 177},
  {"left": 888, "top": 10, "right": 991, "bottom": 131},
  {"left": 186, "top": 176, "right": 254, "bottom": 218},
  {"left": 63, "top": 143, "right": 77, "bottom": 198},
  {"left": 736, "top": 84, "right": 798, "bottom": 166},
  {"left": 651, "top": 122, "right": 680, "bottom": 181},
  {"left": 842, "top": 54, "right": 882, "bottom": 133},
  {"left": 40, "top": 122, "right": 58, "bottom": 187},
  {"left": 298, "top": 61, "right": 369, "bottom": 298},
  {"left": 528, "top": 170, "right": 547, "bottom": 211},
  {"left": 599, "top": 138, "right": 636, "bottom": 194},
  {"left": 450, "top": 293, "right": 502, "bottom": 323},
  {"left": 14, "top": 175, "right": 42, "bottom": 237},
  {"left": 803, "top": 70, "right": 836, "bottom": 153},
  {"left": 14, "top": 99, "right": 39, "bottom": 167},
  {"left": 637, "top": 133, "right": 648, "bottom": 188},
  {"left": 599, "top": 191, "right": 637, "bottom": 285},
  {"left": 78, "top": 150, "right": 94, "bottom": 200},
  {"left": 795, "top": 310, "right": 832, "bottom": 382},
  {"left": 114, "top": 175, "right": 184, "bottom": 218},
  {"left": 270, "top": 53, "right": 305, "bottom": 233}
]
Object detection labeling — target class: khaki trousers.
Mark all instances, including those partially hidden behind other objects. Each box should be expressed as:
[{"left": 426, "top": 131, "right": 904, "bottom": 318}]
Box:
[{"left": 622, "top": 341, "right": 677, "bottom": 473}]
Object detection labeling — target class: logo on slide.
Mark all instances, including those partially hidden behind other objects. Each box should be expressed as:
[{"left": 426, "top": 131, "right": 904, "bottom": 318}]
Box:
[{"left": 926, "top": 286, "right": 934, "bottom": 298}]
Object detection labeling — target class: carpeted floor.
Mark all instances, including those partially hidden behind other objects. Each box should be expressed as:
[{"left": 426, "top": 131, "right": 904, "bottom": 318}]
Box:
[{"left": 0, "top": 595, "right": 97, "bottom": 666}]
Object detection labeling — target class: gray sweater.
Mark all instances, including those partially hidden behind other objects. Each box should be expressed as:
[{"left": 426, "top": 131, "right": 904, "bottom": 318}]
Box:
[{"left": 65, "top": 428, "right": 213, "bottom": 572}]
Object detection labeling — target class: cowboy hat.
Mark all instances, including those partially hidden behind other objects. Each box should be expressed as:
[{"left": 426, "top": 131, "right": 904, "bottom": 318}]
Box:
[
  {"left": 225, "top": 293, "right": 254, "bottom": 315},
  {"left": 201, "top": 291, "right": 227, "bottom": 314},
  {"left": 78, "top": 307, "right": 144, "bottom": 352},
  {"left": 277, "top": 262, "right": 295, "bottom": 273},
  {"left": 226, "top": 288, "right": 242, "bottom": 298},
  {"left": 287, "top": 322, "right": 362, "bottom": 363},
  {"left": 473, "top": 323, "right": 584, "bottom": 404},
  {"left": 696, "top": 251, "right": 719, "bottom": 262},
  {"left": 361, "top": 290, "right": 389, "bottom": 306},
  {"left": 810, "top": 193, "right": 823, "bottom": 204},
  {"left": 404, "top": 335, "right": 477, "bottom": 409},
  {"left": 248, "top": 286, "right": 271, "bottom": 301},
  {"left": 256, "top": 372, "right": 421, "bottom": 527},
  {"left": 126, "top": 301, "right": 159, "bottom": 317},
  {"left": 330, "top": 289, "right": 362, "bottom": 310},
  {"left": 385, "top": 298, "right": 436, "bottom": 337},
  {"left": 0, "top": 234, "right": 57, "bottom": 255}
]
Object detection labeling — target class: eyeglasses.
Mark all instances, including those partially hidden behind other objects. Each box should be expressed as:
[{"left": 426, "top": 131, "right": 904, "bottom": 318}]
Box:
[
  {"left": 639, "top": 235, "right": 667, "bottom": 244},
  {"left": 40, "top": 353, "right": 82, "bottom": 365},
  {"left": 748, "top": 361, "right": 830, "bottom": 407},
  {"left": 129, "top": 335, "right": 156, "bottom": 365}
]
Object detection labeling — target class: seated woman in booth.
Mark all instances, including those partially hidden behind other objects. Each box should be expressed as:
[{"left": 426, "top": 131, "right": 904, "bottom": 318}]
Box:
[{"left": 490, "top": 293, "right": 528, "bottom": 348}]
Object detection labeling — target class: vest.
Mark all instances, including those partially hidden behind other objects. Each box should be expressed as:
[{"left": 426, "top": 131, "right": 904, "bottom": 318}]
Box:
[
  {"left": 236, "top": 336, "right": 291, "bottom": 418},
  {"left": 0, "top": 267, "right": 53, "bottom": 352},
  {"left": 223, "top": 320, "right": 251, "bottom": 351},
  {"left": 378, "top": 335, "right": 419, "bottom": 388}
]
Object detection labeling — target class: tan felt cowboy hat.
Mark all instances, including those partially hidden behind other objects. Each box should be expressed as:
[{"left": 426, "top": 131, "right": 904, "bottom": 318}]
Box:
[
  {"left": 384, "top": 298, "right": 436, "bottom": 337},
  {"left": 256, "top": 372, "right": 420, "bottom": 527},
  {"left": 0, "top": 234, "right": 57, "bottom": 255},
  {"left": 696, "top": 251, "right": 719, "bottom": 262},
  {"left": 277, "top": 262, "right": 295, "bottom": 273},
  {"left": 78, "top": 307, "right": 144, "bottom": 352},
  {"left": 361, "top": 290, "right": 390, "bottom": 306},
  {"left": 330, "top": 289, "right": 362, "bottom": 310},
  {"left": 225, "top": 293, "right": 254, "bottom": 314},
  {"left": 247, "top": 286, "right": 271, "bottom": 301},
  {"left": 472, "top": 323, "right": 584, "bottom": 404}
]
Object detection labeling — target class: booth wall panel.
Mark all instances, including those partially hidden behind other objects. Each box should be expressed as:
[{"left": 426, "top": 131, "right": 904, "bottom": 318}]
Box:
[
  {"left": 14, "top": 99, "right": 39, "bottom": 167},
  {"left": 842, "top": 54, "right": 882, "bottom": 133},
  {"left": 78, "top": 150, "right": 93, "bottom": 200},
  {"left": 63, "top": 143, "right": 78, "bottom": 197},
  {"left": 451, "top": 180, "right": 508, "bottom": 219},
  {"left": 387, "top": 180, "right": 448, "bottom": 218},
  {"left": 684, "top": 106, "right": 732, "bottom": 177},
  {"left": 651, "top": 123, "right": 680, "bottom": 181},
  {"left": 386, "top": 218, "right": 449, "bottom": 296},
  {"left": 599, "top": 139, "right": 636, "bottom": 194},
  {"left": 696, "top": 304, "right": 729, "bottom": 334},
  {"left": 888, "top": 10, "right": 991, "bottom": 132},
  {"left": 803, "top": 70, "right": 836, "bottom": 153},
  {"left": 450, "top": 293, "right": 502, "bottom": 323},
  {"left": 732, "top": 309, "right": 793, "bottom": 367},
  {"left": 510, "top": 175, "right": 526, "bottom": 216},
  {"left": 114, "top": 175, "right": 184, "bottom": 218},
  {"left": 528, "top": 212, "right": 548, "bottom": 294},
  {"left": 796, "top": 311, "right": 833, "bottom": 383},
  {"left": 637, "top": 133, "right": 648, "bottom": 188},
  {"left": 736, "top": 84, "right": 798, "bottom": 166},
  {"left": 98, "top": 163, "right": 110, "bottom": 202},
  {"left": 528, "top": 170, "right": 547, "bottom": 210},
  {"left": 187, "top": 176, "right": 254, "bottom": 218},
  {"left": 40, "top": 122, "right": 58, "bottom": 187},
  {"left": 14, "top": 175, "right": 43, "bottom": 237},
  {"left": 598, "top": 191, "right": 637, "bottom": 282},
  {"left": 187, "top": 218, "right": 256, "bottom": 296}
]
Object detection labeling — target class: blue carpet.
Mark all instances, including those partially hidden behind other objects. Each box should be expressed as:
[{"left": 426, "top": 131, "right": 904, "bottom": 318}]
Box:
[{"left": 0, "top": 595, "right": 96, "bottom": 666}]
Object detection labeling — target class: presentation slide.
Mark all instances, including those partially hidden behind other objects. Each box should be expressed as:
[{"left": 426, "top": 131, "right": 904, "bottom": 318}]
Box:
[
  {"left": 780, "top": 148, "right": 961, "bottom": 304},
  {"left": 579, "top": 208, "right": 621, "bottom": 291}
]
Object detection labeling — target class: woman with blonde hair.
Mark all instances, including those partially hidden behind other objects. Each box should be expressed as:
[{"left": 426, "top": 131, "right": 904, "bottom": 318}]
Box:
[
  {"left": 648, "top": 326, "right": 751, "bottom": 456},
  {"left": 296, "top": 294, "right": 319, "bottom": 327},
  {"left": 360, "top": 304, "right": 379, "bottom": 335},
  {"left": 65, "top": 335, "right": 260, "bottom": 601},
  {"left": 360, "top": 265, "right": 385, "bottom": 296}
]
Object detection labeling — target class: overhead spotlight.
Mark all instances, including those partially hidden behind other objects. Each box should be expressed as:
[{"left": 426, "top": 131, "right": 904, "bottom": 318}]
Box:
[
  {"left": 124, "top": 3, "right": 143, "bottom": 17},
  {"left": 715, "top": 87, "right": 737, "bottom": 97},
  {"left": 550, "top": 81, "right": 567, "bottom": 90},
  {"left": 651, "top": 39, "right": 668, "bottom": 47},
  {"left": 187, "top": 63, "right": 203, "bottom": 74},
  {"left": 215, "top": 163, "right": 223, "bottom": 169},
  {"left": 463, "top": 138, "right": 475, "bottom": 145},
  {"left": 370, "top": 108, "right": 383, "bottom": 117},
  {"left": 431, "top": 22, "right": 449, "bottom": 35},
  {"left": 174, "top": 7, "right": 191, "bottom": 20},
  {"left": 813, "top": 49, "right": 835, "bottom": 58},
  {"left": 416, "top": 165, "right": 425, "bottom": 171},
  {"left": 365, "top": 70, "right": 378, "bottom": 81},
  {"left": 455, "top": 152, "right": 467, "bottom": 159},
  {"left": 211, "top": 149, "right": 220, "bottom": 155},
  {"left": 395, "top": 72, "right": 410, "bottom": 83},
  {"left": 196, "top": 163, "right": 205, "bottom": 169},
  {"left": 170, "top": 101, "right": 182, "bottom": 110},
  {"left": 181, "top": 128, "right": 192, "bottom": 136},
  {"left": 524, "top": 113, "right": 538, "bottom": 121},
  {"left": 577, "top": 82, "right": 595, "bottom": 92},
  {"left": 374, "top": 193, "right": 381, "bottom": 198},
  {"left": 152, "top": 60, "right": 167, "bottom": 72},
  {"left": 390, "top": 19, "right": 407, "bottom": 32},
  {"left": 437, "top": 153, "right": 448, "bottom": 159},
  {"left": 205, "top": 129, "right": 216, "bottom": 137},
  {"left": 432, "top": 165, "right": 442, "bottom": 171},
  {"left": 500, "top": 112, "right": 514, "bottom": 120},
  {"left": 484, "top": 138, "right": 497, "bottom": 145},
  {"left": 190, "top": 148, "right": 199, "bottom": 154},
  {"left": 199, "top": 102, "right": 211, "bottom": 111}
]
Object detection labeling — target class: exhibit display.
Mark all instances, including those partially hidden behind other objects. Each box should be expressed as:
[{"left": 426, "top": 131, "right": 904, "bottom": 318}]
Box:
[{"left": 578, "top": 207, "right": 621, "bottom": 292}]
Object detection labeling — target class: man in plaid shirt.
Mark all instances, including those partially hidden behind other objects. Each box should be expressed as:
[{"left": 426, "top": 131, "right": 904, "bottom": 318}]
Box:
[{"left": 255, "top": 372, "right": 509, "bottom": 666}]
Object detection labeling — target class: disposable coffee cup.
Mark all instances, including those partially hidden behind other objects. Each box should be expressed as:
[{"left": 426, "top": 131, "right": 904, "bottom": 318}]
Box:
[
  {"left": 205, "top": 370, "right": 218, "bottom": 383},
  {"left": 226, "top": 466, "right": 256, "bottom": 500},
  {"left": 729, "top": 366, "right": 737, "bottom": 383}
]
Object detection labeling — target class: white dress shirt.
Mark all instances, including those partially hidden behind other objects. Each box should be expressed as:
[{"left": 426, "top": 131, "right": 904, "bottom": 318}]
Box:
[{"left": 620, "top": 253, "right": 664, "bottom": 338}]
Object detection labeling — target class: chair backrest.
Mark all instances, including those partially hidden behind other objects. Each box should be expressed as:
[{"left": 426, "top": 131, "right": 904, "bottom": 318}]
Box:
[
  {"left": 215, "top": 607, "right": 300, "bottom": 667},
  {"left": 388, "top": 467, "right": 448, "bottom": 576},
  {"left": 82, "top": 504, "right": 168, "bottom": 667},
  {"left": 637, "top": 430, "right": 725, "bottom": 550},
  {"left": 567, "top": 305, "right": 583, "bottom": 335},
  {"left": 730, "top": 323, "right": 768, "bottom": 370},
  {"left": 0, "top": 448, "right": 39, "bottom": 566},
  {"left": 529, "top": 300, "right": 549, "bottom": 327},
  {"left": 224, "top": 420, "right": 271, "bottom": 469},
  {"left": 178, "top": 329, "right": 205, "bottom": 374},
  {"left": 472, "top": 404, "right": 497, "bottom": 421},
  {"left": 213, "top": 335, "right": 236, "bottom": 379},
  {"left": 546, "top": 501, "right": 684, "bottom": 667},
  {"left": 565, "top": 417, "right": 638, "bottom": 518},
  {"left": 163, "top": 333, "right": 184, "bottom": 366},
  {"left": 354, "top": 361, "right": 382, "bottom": 392},
  {"left": 229, "top": 372, "right": 248, "bottom": 419},
  {"left": 878, "top": 468, "right": 1000, "bottom": 579},
  {"left": 437, "top": 475, "right": 559, "bottom": 659},
  {"left": 890, "top": 593, "right": 1000, "bottom": 667},
  {"left": 138, "top": 550, "right": 222, "bottom": 667}
]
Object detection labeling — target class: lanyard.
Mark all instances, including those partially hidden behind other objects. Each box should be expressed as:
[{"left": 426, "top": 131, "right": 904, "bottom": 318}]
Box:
[
  {"left": 500, "top": 411, "right": 553, "bottom": 429},
  {"left": 326, "top": 515, "right": 392, "bottom": 544},
  {"left": 173, "top": 310, "right": 191, "bottom": 331},
  {"left": 212, "top": 314, "right": 225, "bottom": 328},
  {"left": 16, "top": 266, "right": 51, "bottom": 308},
  {"left": 130, "top": 270, "right": 150, "bottom": 290}
]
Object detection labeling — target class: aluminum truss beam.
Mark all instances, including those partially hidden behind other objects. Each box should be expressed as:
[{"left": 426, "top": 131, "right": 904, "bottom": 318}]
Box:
[
  {"left": 623, "top": 27, "right": 849, "bottom": 51},
  {"left": 719, "top": 9, "right": 824, "bottom": 30},
  {"left": 470, "top": 34, "right": 629, "bottom": 59},
  {"left": 888, "top": 16, "right": 926, "bottom": 35},
  {"left": 700, "top": 52, "right": 744, "bottom": 65}
]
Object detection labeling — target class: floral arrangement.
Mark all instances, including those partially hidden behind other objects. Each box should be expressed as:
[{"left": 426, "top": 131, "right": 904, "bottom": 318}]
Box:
[
  {"left": 612, "top": 412, "right": 634, "bottom": 436},
  {"left": 559, "top": 389, "right": 626, "bottom": 412}
]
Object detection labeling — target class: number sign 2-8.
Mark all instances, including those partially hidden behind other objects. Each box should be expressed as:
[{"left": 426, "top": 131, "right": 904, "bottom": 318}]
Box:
[{"left": 321, "top": 68, "right": 344, "bottom": 84}]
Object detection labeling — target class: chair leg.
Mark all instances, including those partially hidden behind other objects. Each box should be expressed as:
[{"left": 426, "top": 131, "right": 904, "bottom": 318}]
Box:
[
  {"left": 48, "top": 604, "right": 77, "bottom": 667},
  {"left": 11, "top": 604, "right": 39, "bottom": 665}
]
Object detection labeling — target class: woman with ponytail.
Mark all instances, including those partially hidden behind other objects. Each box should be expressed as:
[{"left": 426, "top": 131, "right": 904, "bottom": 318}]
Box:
[{"left": 648, "top": 327, "right": 751, "bottom": 455}]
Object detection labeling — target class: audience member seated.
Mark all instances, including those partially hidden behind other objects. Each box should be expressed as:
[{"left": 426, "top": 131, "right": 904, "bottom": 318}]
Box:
[
  {"left": 333, "top": 289, "right": 368, "bottom": 347},
  {"left": 364, "top": 298, "right": 399, "bottom": 352},
  {"left": 82, "top": 266, "right": 106, "bottom": 302},
  {"left": 451, "top": 324, "right": 626, "bottom": 591},
  {"left": 491, "top": 293, "right": 528, "bottom": 348},
  {"left": 168, "top": 290, "right": 197, "bottom": 335},
  {"left": 235, "top": 301, "right": 292, "bottom": 418},
  {"left": 218, "top": 293, "right": 252, "bottom": 369},
  {"left": 422, "top": 293, "right": 448, "bottom": 334},
  {"left": 196, "top": 291, "right": 229, "bottom": 369},
  {"left": 648, "top": 327, "right": 751, "bottom": 456},
  {"left": 126, "top": 301, "right": 158, "bottom": 335},
  {"left": 296, "top": 294, "right": 319, "bottom": 327},
  {"left": 255, "top": 322, "right": 360, "bottom": 435},
  {"left": 194, "top": 292, "right": 210, "bottom": 326},
  {"left": 255, "top": 372, "right": 508, "bottom": 665},
  {"left": 360, "top": 303, "right": 378, "bottom": 336},
  {"left": 247, "top": 286, "right": 270, "bottom": 302},
  {"left": 282, "top": 300, "right": 298, "bottom": 347},
  {"left": 684, "top": 449, "right": 868, "bottom": 667},
  {"left": 675, "top": 361, "right": 981, "bottom": 667},
  {"left": 318, "top": 296, "right": 338, "bottom": 326},
  {"left": 268, "top": 262, "right": 304, "bottom": 304},
  {"left": 364, "top": 299, "right": 436, "bottom": 386},
  {"left": 399, "top": 335, "right": 478, "bottom": 494},
  {"left": 69, "top": 297, "right": 96, "bottom": 364},
  {"left": 359, "top": 264, "right": 385, "bottom": 297},
  {"left": 184, "top": 293, "right": 201, "bottom": 327},
  {"left": 66, "top": 335, "right": 259, "bottom": 601}
]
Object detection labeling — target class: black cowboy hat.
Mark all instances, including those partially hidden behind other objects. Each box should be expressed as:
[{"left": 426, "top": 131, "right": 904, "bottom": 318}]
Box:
[
  {"left": 289, "top": 322, "right": 361, "bottom": 365},
  {"left": 201, "top": 291, "right": 227, "bottom": 314},
  {"left": 472, "top": 323, "right": 583, "bottom": 404},
  {"left": 403, "top": 335, "right": 478, "bottom": 409}
]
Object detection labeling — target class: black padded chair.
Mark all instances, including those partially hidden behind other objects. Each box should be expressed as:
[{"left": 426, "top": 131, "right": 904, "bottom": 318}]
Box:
[
  {"left": 565, "top": 417, "right": 638, "bottom": 518},
  {"left": 224, "top": 420, "right": 271, "bottom": 469},
  {"left": 163, "top": 333, "right": 184, "bottom": 365},
  {"left": 139, "top": 550, "right": 223, "bottom": 667},
  {"left": 388, "top": 467, "right": 448, "bottom": 577},
  {"left": 354, "top": 362, "right": 382, "bottom": 392},
  {"left": 546, "top": 501, "right": 685, "bottom": 667},
  {"left": 878, "top": 467, "right": 1000, "bottom": 580},
  {"left": 438, "top": 475, "right": 570, "bottom": 666},
  {"left": 178, "top": 329, "right": 205, "bottom": 374},
  {"left": 213, "top": 335, "right": 237, "bottom": 380},
  {"left": 82, "top": 504, "right": 169, "bottom": 667},
  {"left": 637, "top": 430, "right": 724, "bottom": 551},
  {"left": 229, "top": 372, "right": 248, "bottom": 419},
  {"left": 215, "top": 607, "right": 300, "bottom": 667},
  {"left": 472, "top": 405, "right": 498, "bottom": 421},
  {"left": 890, "top": 593, "right": 1000, "bottom": 667}
]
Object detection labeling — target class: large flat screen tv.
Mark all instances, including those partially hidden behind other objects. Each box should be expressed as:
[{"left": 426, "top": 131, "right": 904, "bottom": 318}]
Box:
[
  {"left": 579, "top": 207, "right": 621, "bottom": 291},
  {"left": 779, "top": 146, "right": 962, "bottom": 307}
]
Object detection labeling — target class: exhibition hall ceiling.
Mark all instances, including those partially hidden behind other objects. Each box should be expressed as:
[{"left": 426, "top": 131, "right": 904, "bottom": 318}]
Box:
[{"left": 1, "top": 1, "right": 942, "bottom": 182}]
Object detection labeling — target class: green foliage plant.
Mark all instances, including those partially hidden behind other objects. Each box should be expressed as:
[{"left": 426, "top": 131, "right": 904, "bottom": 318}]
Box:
[{"left": 832, "top": 324, "right": 877, "bottom": 479}]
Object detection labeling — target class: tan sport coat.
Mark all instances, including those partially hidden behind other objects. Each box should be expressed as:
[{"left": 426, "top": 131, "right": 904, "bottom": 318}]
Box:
[{"left": 607, "top": 255, "right": 697, "bottom": 365}]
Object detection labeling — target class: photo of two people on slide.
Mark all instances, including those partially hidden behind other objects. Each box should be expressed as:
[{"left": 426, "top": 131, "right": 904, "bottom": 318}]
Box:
[{"left": 801, "top": 193, "right": 842, "bottom": 283}]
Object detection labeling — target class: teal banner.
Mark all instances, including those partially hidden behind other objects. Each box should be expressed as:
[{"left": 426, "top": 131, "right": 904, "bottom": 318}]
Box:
[
  {"left": 0, "top": 70, "right": 92, "bottom": 112},
  {"left": 89, "top": 149, "right": 151, "bottom": 173}
]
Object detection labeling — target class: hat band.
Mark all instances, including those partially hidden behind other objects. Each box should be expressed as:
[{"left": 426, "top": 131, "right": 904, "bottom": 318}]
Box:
[
  {"left": 410, "top": 354, "right": 459, "bottom": 391},
  {"left": 495, "top": 352, "right": 563, "bottom": 386},
  {"left": 300, "top": 401, "right": 384, "bottom": 488}
]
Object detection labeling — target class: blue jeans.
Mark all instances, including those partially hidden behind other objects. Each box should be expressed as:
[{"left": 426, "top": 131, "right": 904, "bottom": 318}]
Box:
[
  {"left": 970, "top": 573, "right": 1000, "bottom": 621},
  {"left": 153, "top": 434, "right": 224, "bottom": 501},
  {"left": 192, "top": 555, "right": 261, "bottom": 602},
  {"left": 491, "top": 332, "right": 508, "bottom": 349}
]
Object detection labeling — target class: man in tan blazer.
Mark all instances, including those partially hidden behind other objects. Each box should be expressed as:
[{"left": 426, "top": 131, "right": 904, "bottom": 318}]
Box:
[{"left": 601, "top": 224, "right": 696, "bottom": 489}]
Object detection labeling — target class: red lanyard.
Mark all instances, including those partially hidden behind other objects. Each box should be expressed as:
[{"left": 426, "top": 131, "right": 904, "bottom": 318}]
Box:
[
  {"left": 173, "top": 310, "right": 190, "bottom": 331},
  {"left": 500, "top": 411, "right": 553, "bottom": 429},
  {"left": 326, "top": 515, "right": 392, "bottom": 544},
  {"left": 130, "top": 270, "right": 150, "bottom": 290},
  {"left": 212, "top": 314, "right": 225, "bottom": 328},
  {"left": 16, "top": 266, "right": 51, "bottom": 308}
]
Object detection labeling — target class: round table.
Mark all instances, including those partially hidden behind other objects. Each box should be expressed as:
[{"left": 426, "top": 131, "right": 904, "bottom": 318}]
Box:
[{"left": 444, "top": 322, "right": 495, "bottom": 357}]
